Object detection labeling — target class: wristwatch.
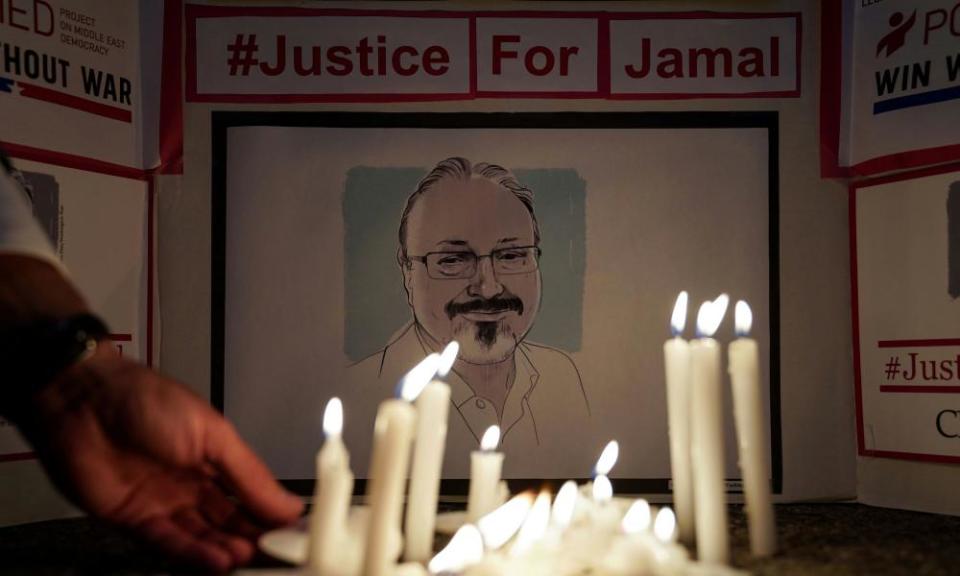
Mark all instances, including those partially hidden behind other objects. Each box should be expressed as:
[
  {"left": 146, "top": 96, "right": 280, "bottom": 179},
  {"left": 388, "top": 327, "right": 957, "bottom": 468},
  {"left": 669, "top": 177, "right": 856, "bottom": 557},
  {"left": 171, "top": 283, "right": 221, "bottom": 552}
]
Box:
[{"left": 1, "top": 313, "right": 110, "bottom": 417}]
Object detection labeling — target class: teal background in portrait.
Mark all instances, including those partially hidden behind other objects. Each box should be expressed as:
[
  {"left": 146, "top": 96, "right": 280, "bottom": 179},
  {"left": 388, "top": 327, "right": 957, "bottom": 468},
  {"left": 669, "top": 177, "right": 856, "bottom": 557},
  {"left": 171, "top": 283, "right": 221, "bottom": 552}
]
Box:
[{"left": 343, "top": 166, "right": 586, "bottom": 361}]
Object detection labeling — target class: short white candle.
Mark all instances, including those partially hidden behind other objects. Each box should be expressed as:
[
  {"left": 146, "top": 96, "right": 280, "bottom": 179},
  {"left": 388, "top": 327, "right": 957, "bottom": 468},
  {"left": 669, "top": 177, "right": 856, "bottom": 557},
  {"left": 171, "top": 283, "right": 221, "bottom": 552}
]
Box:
[
  {"left": 404, "top": 343, "right": 458, "bottom": 562},
  {"left": 428, "top": 524, "right": 484, "bottom": 574},
  {"left": 467, "top": 425, "right": 504, "bottom": 522},
  {"left": 594, "top": 440, "right": 619, "bottom": 478},
  {"left": 364, "top": 352, "right": 432, "bottom": 576},
  {"left": 551, "top": 481, "right": 578, "bottom": 529},
  {"left": 652, "top": 508, "right": 690, "bottom": 576},
  {"left": 690, "top": 296, "right": 730, "bottom": 565},
  {"left": 663, "top": 291, "right": 695, "bottom": 545},
  {"left": 307, "top": 397, "right": 354, "bottom": 574},
  {"left": 728, "top": 301, "right": 777, "bottom": 557},
  {"left": 477, "top": 492, "right": 535, "bottom": 550},
  {"left": 621, "top": 499, "right": 652, "bottom": 534},
  {"left": 510, "top": 490, "right": 552, "bottom": 557}
]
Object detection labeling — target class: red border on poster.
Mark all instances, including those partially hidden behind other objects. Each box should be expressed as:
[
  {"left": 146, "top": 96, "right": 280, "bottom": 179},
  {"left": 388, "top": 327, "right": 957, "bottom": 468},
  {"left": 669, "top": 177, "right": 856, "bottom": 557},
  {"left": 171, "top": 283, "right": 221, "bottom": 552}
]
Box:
[
  {"left": 850, "top": 160, "right": 960, "bottom": 464},
  {"left": 184, "top": 6, "right": 801, "bottom": 103},
  {"left": 820, "top": 4, "right": 960, "bottom": 178}
]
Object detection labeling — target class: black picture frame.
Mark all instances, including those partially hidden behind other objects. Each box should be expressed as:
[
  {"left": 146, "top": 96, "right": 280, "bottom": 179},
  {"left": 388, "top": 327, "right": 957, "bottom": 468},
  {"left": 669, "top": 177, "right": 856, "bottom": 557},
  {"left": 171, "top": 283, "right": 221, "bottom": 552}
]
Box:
[{"left": 211, "top": 111, "right": 782, "bottom": 497}]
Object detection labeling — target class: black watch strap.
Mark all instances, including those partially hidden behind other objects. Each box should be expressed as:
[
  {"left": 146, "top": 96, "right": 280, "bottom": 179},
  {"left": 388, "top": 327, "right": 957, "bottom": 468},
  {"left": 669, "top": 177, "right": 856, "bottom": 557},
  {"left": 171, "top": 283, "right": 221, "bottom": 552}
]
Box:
[{"left": 1, "top": 313, "right": 110, "bottom": 419}]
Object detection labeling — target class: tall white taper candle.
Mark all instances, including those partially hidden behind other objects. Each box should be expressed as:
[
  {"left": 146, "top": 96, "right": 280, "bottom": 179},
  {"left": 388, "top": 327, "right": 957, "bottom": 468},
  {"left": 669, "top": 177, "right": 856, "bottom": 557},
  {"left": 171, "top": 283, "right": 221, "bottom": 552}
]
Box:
[
  {"left": 664, "top": 291, "right": 695, "bottom": 545},
  {"left": 363, "top": 399, "right": 416, "bottom": 576},
  {"left": 307, "top": 397, "right": 354, "bottom": 574},
  {"left": 728, "top": 301, "right": 776, "bottom": 557},
  {"left": 404, "top": 340, "right": 458, "bottom": 562},
  {"left": 690, "top": 296, "right": 729, "bottom": 564},
  {"left": 403, "top": 380, "right": 450, "bottom": 562}
]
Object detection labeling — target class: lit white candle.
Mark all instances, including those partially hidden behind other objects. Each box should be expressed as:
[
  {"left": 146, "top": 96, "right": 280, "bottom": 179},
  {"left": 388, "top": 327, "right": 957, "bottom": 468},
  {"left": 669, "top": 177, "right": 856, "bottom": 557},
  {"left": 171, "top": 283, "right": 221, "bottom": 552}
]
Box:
[
  {"left": 728, "top": 301, "right": 777, "bottom": 557},
  {"left": 594, "top": 440, "right": 619, "bottom": 479},
  {"left": 428, "top": 524, "right": 484, "bottom": 574},
  {"left": 510, "top": 490, "right": 552, "bottom": 557},
  {"left": 467, "top": 425, "right": 504, "bottom": 522},
  {"left": 652, "top": 508, "right": 690, "bottom": 576},
  {"left": 307, "top": 397, "right": 354, "bottom": 574},
  {"left": 364, "top": 356, "right": 436, "bottom": 576},
  {"left": 551, "top": 481, "right": 578, "bottom": 529},
  {"left": 591, "top": 441, "right": 620, "bottom": 529},
  {"left": 404, "top": 342, "right": 458, "bottom": 563},
  {"left": 621, "top": 499, "right": 652, "bottom": 534},
  {"left": 592, "top": 439, "right": 618, "bottom": 507},
  {"left": 477, "top": 492, "right": 535, "bottom": 550},
  {"left": 591, "top": 474, "right": 613, "bottom": 505},
  {"left": 663, "top": 291, "right": 695, "bottom": 545},
  {"left": 690, "top": 296, "right": 729, "bottom": 564}
]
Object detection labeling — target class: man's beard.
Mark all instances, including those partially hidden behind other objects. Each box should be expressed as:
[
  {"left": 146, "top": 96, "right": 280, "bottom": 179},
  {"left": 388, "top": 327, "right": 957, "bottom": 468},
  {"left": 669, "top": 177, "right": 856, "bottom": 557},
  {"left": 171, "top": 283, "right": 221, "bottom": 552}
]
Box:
[
  {"left": 451, "top": 319, "right": 518, "bottom": 364},
  {"left": 446, "top": 296, "right": 525, "bottom": 364}
]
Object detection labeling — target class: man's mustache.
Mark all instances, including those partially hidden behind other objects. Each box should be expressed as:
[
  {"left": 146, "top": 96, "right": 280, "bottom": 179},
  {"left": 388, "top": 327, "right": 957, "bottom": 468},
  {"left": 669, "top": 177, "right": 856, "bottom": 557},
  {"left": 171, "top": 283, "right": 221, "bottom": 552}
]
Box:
[{"left": 446, "top": 297, "right": 524, "bottom": 319}]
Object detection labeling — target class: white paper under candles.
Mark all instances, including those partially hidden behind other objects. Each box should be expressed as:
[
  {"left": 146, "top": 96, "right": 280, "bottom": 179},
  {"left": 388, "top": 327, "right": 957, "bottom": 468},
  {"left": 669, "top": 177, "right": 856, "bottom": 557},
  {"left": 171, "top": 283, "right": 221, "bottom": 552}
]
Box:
[
  {"left": 663, "top": 291, "right": 695, "bottom": 545},
  {"left": 728, "top": 301, "right": 777, "bottom": 557},
  {"left": 363, "top": 400, "right": 417, "bottom": 576},
  {"left": 307, "top": 397, "right": 354, "bottom": 574},
  {"left": 467, "top": 425, "right": 504, "bottom": 522},
  {"left": 690, "top": 296, "right": 729, "bottom": 564}
]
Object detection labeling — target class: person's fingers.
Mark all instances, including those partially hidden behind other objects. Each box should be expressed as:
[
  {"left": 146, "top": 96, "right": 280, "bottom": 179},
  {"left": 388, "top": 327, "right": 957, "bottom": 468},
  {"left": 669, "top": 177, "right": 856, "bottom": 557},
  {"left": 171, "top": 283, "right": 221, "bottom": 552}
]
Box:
[
  {"left": 198, "top": 482, "right": 262, "bottom": 540},
  {"left": 172, "top": 508, "right": 255, "bottom": 566},
  {"left": 197, "top": 481, "right": 236, "bottom": 526},
  {"left": 203, "top": 417, "right": 303, "bottom": 525},
  {"left": 138, "top": 515, "right": 233, "bottom": 573}
]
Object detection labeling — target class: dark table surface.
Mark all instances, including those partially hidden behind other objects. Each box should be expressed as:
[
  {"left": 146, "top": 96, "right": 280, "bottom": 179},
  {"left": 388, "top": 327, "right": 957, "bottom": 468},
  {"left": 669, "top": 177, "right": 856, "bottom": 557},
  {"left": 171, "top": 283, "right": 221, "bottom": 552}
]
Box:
[{"left": 1, "top": 503, "right": 959, "bottom": 575}]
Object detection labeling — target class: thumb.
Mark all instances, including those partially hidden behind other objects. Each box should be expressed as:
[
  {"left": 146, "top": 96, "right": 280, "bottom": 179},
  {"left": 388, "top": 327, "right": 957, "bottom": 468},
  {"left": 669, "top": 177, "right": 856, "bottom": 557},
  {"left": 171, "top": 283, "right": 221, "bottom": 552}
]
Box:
[{"left": 203, "top": 416, "right": 303, "bottom": 525}]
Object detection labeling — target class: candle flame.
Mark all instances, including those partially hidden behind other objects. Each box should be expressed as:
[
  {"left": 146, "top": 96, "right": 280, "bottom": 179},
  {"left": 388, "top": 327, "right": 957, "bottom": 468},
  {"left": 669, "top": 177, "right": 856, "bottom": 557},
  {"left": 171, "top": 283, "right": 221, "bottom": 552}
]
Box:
[
  {"left": 480, "top": 425, "right": 501, "bottom": 451},
  {"left": 428, "top": 524, "right": 484, "bottom": 574},
  {"left": 322, "top": 397, "right": 343, "bottom": 438},
  {"left": 621, "top": 499, "right": 651, "bottom": 534},
  {"left": 696, "top": 293, "right": 729, "bottom": 338},
  {"left": 437, "top": 341, "right": 460, "bottom": 377},
  {"left": 552, "top": 481, "right": 578, "bottom": 528},
  {"left": 477, "top": 492, "right": 534, "bottom": 550},
  {"left": 735, "top": 300, "right": 753, "bottom": 337},
  {"left": 510, "top": 490, "right": 552, "bottom": 557},
  {"left": 670, "top": 291, "right": 688, "bottom": 336},
  {"left": 595, "top": 440, "right": 619, "bottom": 476},
  {"left": 654, "top": 507, "right": 677, "bottom": 543},
  {"left": 592, "top": 474, "right": 613, "bottom": 504},
  {"left": 399, "top": 353, "right": 441, "bottom": 401}
]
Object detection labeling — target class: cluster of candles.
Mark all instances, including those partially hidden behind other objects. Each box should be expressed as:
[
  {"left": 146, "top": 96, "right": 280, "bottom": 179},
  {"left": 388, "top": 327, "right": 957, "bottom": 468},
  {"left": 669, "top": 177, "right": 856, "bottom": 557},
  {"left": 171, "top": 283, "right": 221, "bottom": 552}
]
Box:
[
  {"left": 303, "top": 292, "right": 775, "bottom": 575},
  {"left": 664, "top": 292, "right": 776, "bottom": 563}
]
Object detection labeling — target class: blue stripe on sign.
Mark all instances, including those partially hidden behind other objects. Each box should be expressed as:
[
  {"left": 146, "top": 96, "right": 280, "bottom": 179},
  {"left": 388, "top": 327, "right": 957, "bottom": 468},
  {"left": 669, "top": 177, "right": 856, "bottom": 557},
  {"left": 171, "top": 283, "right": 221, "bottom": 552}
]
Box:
[
  {"left": 0, "top": 77, "right": 13, "bottom": 93},
  {"left": 874, "top": 84, "right": 960, "bottom": 114}
]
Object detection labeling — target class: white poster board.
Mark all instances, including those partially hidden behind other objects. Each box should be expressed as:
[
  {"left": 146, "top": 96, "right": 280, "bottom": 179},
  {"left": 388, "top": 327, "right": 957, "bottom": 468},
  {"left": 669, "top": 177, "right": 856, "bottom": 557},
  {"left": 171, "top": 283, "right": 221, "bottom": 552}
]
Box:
[
  {"left": 0, "top": 157, "right": 151, "bottom": 458},
  {"left": 852, "top": 162, "right": 960, "bottom": 463},
  {"left": 212, "top": 112, "right": 779, "bottom": 494},
  {"left": 0, "top": 0, "right": 156, "bottom": 168},
  {"left": 823, "top": 0, "right": 960, "bottom": 176}
]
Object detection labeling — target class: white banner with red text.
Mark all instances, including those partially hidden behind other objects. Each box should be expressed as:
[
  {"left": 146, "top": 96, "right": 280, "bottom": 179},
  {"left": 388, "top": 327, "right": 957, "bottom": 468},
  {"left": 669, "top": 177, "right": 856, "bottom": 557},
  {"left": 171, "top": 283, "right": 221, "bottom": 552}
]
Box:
[{"left": 186, "top": 6, "right": 800, "bottom": 102}]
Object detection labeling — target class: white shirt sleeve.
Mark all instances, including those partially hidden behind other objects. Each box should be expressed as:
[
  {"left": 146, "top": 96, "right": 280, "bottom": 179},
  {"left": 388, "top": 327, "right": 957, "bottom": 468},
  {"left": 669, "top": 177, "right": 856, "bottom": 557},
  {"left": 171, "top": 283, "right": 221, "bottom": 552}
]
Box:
[{"left": 0, "top": 165, "right": 64, "bottom": 271}]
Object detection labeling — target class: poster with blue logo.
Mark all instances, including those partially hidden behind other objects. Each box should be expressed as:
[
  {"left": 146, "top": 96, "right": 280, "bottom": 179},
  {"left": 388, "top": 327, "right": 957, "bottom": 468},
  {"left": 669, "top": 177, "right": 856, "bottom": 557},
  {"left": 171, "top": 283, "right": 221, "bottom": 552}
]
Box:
[{"left": 823, "top": 0, "right": 960, "bottom": 176}]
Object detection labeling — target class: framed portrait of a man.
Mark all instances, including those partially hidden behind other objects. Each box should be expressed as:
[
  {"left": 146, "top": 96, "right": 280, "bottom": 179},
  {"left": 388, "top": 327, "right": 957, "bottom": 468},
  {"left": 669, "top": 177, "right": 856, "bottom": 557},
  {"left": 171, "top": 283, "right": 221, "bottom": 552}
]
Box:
[{"left": 211, "top": 112, "right": 780, "bottom": 495}]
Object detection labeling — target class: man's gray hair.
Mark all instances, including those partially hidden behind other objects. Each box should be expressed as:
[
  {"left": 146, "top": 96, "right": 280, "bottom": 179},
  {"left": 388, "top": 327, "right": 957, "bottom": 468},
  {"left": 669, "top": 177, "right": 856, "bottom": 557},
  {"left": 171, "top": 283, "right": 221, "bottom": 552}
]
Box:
[{"left": 398, "top": 157, "right": 541, "bottom": 260}]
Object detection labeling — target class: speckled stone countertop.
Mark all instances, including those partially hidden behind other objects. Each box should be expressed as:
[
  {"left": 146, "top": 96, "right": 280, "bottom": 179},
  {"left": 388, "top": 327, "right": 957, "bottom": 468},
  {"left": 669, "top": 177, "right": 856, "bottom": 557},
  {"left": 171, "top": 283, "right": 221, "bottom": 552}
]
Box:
[{"left": 1, "top": 503, "right": 958, "bottom": 575}]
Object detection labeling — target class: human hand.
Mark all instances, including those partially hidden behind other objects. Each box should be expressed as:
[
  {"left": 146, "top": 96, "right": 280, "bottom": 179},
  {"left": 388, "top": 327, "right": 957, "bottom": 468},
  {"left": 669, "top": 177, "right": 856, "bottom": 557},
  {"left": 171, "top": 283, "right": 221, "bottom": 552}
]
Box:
[{"left": 16, "top": 344, "right": 303, "bottom": 572}]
